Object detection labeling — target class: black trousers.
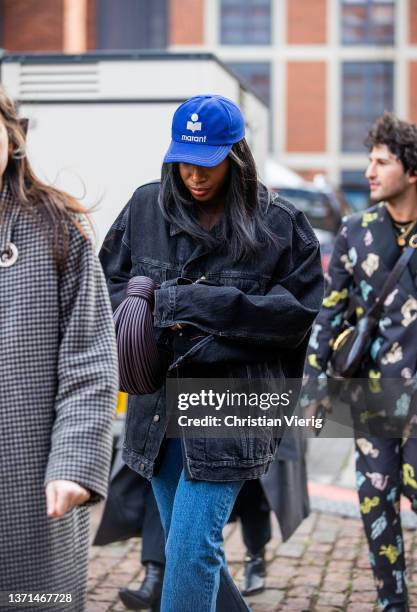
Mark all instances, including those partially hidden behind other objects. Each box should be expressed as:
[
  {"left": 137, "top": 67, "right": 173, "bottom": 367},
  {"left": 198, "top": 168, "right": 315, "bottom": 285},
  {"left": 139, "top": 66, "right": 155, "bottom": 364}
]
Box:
[
  {"left": 356, "top": 435, "right": 417, "bottom": 609},
  {"left": 141, "top": 485, "right": 165, "bottom": 565},
  {"left": 234, "top": 479, "right": 272, "bottom": 555}
]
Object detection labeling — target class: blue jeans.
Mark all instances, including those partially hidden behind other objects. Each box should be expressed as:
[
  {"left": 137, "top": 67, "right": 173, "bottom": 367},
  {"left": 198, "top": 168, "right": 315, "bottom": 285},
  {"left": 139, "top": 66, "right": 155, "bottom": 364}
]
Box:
[{"left": 151, "top": 439, "right": 251, "bottom": 612}]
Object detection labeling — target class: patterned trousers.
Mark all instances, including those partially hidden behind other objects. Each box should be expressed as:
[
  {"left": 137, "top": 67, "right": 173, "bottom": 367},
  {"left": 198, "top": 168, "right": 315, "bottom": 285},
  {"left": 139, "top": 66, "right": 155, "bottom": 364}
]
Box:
[{"left": 356, "top": 436, "right": 417, "bottom": 610}]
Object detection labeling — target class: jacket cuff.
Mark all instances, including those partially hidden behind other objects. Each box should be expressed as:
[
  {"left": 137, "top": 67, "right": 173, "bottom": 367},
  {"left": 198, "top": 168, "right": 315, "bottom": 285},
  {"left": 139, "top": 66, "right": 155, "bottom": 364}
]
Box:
[
  {"left": 154, "top": 285, "right": 176, "bottom": 326},
  {"left": 300, "top": 371, "right": 329, "bottom": 407},
  {"left": 44, "top": 467, "right": 106, "bottom": 506}
]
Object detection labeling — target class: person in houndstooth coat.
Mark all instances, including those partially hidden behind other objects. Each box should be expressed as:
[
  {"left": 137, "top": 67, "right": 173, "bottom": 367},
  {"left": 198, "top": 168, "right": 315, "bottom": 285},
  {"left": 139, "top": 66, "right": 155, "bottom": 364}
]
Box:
[{"left": 0, "top": 88, "right": 118, "bottom": 611}]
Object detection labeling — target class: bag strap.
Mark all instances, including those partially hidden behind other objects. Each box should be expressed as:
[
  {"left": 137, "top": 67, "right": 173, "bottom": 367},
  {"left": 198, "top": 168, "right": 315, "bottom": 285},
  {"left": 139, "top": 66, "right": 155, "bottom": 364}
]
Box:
[{"left": 368, "top": 235, "right": 417, "bottom": 319}]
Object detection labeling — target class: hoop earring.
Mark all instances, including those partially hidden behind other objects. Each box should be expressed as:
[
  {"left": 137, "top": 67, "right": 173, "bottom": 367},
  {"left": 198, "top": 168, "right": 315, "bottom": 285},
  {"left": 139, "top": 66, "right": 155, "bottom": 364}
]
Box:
[{"left": 11, "top": 146, "right": 25, "bottom": 160}]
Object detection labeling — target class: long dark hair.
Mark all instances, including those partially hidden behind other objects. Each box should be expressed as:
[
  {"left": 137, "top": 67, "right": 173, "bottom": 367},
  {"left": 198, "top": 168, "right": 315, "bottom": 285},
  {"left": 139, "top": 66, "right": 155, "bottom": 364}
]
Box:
[
  {"left": 159, "top": 139, "right": 277, "bottom": 261},
  {"left": 0, "top": 86, "right": 90, "bottom": 269}
]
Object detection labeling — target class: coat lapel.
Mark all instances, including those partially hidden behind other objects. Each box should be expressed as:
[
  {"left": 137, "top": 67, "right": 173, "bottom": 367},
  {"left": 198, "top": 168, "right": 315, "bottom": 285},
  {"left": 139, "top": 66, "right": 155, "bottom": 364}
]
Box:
[
  {"left": 408, "top": 231, "right": 417, "bottom": 287},
  {"left": 369, "top": 204, "right": 399, "bottom": 271},
  {"left": 404, "top": 235, "right": 417, "bottom": 293},
  {"left": 369, "top": 204, "right": 417, "bottom": 294}
]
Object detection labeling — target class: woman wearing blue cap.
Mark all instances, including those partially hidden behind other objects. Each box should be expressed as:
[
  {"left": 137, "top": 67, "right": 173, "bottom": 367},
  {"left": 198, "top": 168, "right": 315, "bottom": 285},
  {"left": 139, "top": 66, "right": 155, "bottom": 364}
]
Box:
[{"left": 100, "top": 94, "right": 324, "bottom": 611}]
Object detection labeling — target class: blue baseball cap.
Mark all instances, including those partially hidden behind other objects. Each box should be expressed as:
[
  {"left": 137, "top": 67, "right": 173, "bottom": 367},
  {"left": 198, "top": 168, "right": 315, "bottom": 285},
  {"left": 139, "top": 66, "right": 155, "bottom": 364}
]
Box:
[{"left": 163, "top": 94, "right": 245, "bottom": 167}]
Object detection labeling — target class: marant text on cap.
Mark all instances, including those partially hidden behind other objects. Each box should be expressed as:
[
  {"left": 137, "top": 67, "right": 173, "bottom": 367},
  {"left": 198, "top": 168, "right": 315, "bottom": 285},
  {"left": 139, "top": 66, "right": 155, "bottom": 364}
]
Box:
[{"left": 163, "top": 94, "right": 245, "bottom": 168}]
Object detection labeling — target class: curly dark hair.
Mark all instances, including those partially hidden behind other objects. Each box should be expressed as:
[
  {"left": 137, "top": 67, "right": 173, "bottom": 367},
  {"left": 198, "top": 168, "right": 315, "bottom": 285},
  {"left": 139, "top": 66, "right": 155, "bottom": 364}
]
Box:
[{"left": 365, "top": 112, "right": 417, "bottom": 175}]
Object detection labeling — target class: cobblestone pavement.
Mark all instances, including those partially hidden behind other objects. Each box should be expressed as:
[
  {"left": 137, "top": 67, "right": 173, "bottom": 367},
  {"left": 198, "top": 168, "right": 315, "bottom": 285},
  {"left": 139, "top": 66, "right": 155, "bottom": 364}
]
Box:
[{"left": 87, "top": 504, "right": 417, "bottom": 612}]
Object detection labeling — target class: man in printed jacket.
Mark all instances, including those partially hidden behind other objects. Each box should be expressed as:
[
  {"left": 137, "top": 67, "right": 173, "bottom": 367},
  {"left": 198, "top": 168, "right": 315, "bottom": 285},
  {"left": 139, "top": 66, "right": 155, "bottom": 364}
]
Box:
[{"left": 304, "top": 113, "right": 417, "bottom": 612}]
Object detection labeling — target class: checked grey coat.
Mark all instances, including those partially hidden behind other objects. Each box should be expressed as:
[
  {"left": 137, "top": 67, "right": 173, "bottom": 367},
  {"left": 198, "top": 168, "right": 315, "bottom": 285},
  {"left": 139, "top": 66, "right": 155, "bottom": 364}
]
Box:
[{"left": 0, "top": 187, "right": 118, "bottom": 612}]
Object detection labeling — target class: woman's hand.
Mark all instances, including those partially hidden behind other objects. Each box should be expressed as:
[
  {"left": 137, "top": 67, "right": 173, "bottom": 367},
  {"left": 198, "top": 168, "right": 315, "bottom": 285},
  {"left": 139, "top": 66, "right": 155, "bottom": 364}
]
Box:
[
  {"left": 169, "top": 323, "right": 185, "bottom": 331},
  {"left": 45, "top": 480, "right": 91, "bottom": 518}
]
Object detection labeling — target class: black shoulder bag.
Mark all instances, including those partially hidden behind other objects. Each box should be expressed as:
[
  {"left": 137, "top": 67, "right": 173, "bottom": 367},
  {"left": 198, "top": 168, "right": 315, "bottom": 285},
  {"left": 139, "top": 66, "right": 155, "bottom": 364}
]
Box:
[{"left": 330, "top": 238, "right": 417, "bottom": 379}]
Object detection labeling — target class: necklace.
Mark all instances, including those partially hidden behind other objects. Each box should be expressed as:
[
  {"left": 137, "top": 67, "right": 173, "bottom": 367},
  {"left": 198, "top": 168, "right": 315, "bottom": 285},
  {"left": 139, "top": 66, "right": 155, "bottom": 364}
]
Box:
[{"left": 395, "top": 219, "right": 417, "bottom": 246}]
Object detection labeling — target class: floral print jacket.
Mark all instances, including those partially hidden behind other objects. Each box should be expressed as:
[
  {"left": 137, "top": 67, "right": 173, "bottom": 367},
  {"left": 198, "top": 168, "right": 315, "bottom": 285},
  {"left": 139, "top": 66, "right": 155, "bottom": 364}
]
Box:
[{"left": 304, "top": 202, "right": 417, "bottom": 420}]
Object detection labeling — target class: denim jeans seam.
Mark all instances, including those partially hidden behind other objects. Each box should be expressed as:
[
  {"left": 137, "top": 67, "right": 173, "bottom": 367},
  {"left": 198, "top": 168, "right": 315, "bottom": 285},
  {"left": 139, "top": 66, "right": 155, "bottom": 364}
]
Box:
[
  {"left": 202, "top": 483, "right": 239, "bottom": 611},
  {"left": 203, "top": 496, "right": 228, "bottom": 610}
]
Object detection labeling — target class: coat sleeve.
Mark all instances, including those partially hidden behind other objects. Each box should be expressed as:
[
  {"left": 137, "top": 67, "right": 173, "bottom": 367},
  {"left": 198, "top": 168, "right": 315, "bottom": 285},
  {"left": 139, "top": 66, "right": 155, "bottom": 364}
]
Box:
[
  {"left": 98, "top": 201, "right": 132, "bottom": 312},
  {"left": 44, "top": 218, "right": 119, "bottom": 503},
  {"left": 154, "top": 213, "right": 324, "bottom": 349},
  {"left": 304, "top": 219, "right": 353, "bottom": 377}
]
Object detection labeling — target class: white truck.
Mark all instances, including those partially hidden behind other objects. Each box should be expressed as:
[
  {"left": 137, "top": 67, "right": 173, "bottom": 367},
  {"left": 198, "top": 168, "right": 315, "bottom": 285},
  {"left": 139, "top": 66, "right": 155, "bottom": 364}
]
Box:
[
  {"left": 0, "top": 51, "right": 268, "bottom": 245},
  {"left": 0, "top": 51, "right": 268, "bottom": 429}
]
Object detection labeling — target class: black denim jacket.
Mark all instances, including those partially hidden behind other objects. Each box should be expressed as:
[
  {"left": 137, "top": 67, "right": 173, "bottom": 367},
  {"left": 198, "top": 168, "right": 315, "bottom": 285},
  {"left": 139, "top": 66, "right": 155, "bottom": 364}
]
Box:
[{"left": 100, "top": 181, "right": 324, "bottom": 481}]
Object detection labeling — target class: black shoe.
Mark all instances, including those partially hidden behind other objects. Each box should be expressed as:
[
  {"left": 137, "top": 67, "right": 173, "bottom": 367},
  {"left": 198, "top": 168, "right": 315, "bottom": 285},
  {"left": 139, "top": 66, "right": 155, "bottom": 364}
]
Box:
[
  {"left": 119, "top": 562, "right": 164, "bottom": 610},
  {"left": 241, "top": 550, "right": 266, "bottom": 596}
]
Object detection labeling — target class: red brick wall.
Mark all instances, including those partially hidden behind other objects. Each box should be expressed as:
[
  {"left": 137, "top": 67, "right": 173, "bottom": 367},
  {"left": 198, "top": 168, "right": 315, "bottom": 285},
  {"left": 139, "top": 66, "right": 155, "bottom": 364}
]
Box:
[
  {"left": 409, "top": 0, "right": 417, "bottom": 44},
  {"left": 287, "top": 0, "right": 327, "bottom": 45},
  {"left": 286, "top": 61, "right": 327, "bottom": 152},
  {"left": 86, "top": 0, "right": 96, "bottom": 50},
  {"left": 3, "top": 0, "right": 64, "bottom": 52},
  {"left": 169, "top": 0, "right": 204, "bottom": 45},
  {"left": 409, "top": 62, "right": 417, "bottom": 124},
  {"left": 297, "top": 169, "right": 327, "bottom": 182}
]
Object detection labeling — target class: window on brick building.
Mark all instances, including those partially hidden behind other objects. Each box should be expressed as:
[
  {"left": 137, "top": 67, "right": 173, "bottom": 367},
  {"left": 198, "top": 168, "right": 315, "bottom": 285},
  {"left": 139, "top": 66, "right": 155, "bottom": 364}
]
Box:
[
  {"left": 96, "top": 0, "right": 167, "bottom": 50},
  {"left": 226, "top": 62, "right": 271, "bottom": 106},
  {"left": 220, "top": 0, "right": 271, "bottom": 45},
  {"left": 341, "top": 0, "right": 395, "bottom": 45},
  {"left": 342, "top": 62, "right": 393, "bottom": 153},
  {"left": 226, "top": 61, "right": 272, "bottom": 150}
]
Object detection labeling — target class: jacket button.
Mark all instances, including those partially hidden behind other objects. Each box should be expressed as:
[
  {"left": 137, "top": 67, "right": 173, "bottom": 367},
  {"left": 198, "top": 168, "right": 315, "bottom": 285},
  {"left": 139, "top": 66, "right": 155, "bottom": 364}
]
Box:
[
  {"left": 153, "top": 414, "right": 160, "bottom": 423},
  {"left": 139, "top": 463, "right": 145, "bottom": 471}
]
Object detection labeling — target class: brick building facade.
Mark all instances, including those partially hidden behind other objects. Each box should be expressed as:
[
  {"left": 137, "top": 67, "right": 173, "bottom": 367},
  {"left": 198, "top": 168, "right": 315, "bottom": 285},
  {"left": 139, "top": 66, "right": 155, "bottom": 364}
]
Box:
[{"left": 0, "top": 0, "right": 414, "bottom": 189}]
